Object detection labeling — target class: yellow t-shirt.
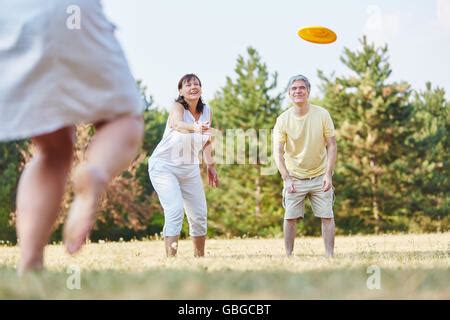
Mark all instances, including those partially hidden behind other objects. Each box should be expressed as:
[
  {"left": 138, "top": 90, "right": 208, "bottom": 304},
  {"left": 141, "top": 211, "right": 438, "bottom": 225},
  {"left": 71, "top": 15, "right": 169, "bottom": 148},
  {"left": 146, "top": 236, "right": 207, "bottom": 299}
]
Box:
[{"left": 273, "top": 104, "right": 335, "bottom": 179}]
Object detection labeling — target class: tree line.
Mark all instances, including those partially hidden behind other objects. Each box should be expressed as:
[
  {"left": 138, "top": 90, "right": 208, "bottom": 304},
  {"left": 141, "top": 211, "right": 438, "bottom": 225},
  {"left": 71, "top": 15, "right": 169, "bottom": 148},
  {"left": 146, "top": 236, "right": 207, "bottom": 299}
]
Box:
[{"left": 0, "top": 37, "right": 448, "bottom": 242}]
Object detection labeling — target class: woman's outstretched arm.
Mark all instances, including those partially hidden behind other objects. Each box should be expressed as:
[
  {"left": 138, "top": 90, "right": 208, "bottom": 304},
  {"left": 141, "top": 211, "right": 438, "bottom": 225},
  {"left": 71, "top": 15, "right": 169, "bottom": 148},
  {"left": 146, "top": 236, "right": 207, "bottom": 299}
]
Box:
[{"left": 168, "top": 102, "right": 209, "bottom": 133}]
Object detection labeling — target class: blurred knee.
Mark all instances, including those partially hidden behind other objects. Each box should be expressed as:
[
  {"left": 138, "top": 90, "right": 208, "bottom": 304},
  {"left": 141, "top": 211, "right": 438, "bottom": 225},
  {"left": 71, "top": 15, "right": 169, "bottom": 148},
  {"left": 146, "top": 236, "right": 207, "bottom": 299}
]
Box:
[
  {"left": 321, "top": 218, "right": 335, "bottom": 226},
  {"left": 122, "top": 115, "right": 144, "bottom": 149},
  {"left": 33, "top": 128, "right": 75, "bottom": 166},
  {"left": 285, "top": 218, "right": 298, "bottom": 225}
]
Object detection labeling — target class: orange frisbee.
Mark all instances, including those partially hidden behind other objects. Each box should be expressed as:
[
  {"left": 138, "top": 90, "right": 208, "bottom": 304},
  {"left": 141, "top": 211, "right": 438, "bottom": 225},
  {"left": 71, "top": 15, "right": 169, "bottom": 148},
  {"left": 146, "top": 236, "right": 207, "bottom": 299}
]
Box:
[{"left": 297, "top": 26, "right": 337, "bottom": 44}]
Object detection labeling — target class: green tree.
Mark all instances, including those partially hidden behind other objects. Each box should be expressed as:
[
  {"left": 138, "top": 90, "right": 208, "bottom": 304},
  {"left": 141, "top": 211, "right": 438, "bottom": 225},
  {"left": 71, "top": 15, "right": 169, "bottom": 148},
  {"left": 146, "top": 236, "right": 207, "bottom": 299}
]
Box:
[
  {"left": 319, "top": 36, "right": 417, "bottom": 233},
  {"left": 406, "top": 83, "right": 449, "bottom": 232},
  {"left": 0, "top": 140, "right": 28, "bottom": 242},
  {"left": 208, "top": 47, "right": 284, "bottom": 237}
]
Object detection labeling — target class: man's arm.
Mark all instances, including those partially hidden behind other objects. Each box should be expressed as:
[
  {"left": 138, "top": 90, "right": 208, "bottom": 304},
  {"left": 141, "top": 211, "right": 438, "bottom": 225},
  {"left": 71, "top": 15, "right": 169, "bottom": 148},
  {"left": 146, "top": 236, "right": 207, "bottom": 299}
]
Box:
[
  {"left": 274, "top": 142, "right": 290, "bottom": 180},
  {"left": 323, "top": 136, "right": 337, "bottom": 192},
  {"left": 274, "top": 139, "right": 296, "bottom": 193}
]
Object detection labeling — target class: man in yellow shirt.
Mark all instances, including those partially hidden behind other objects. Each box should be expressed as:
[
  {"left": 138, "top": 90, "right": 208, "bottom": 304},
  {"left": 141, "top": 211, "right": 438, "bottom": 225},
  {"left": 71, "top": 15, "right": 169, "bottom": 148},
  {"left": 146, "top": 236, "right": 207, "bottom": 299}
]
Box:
[{"left": 273, "top": 74, "right": 337, "bottom": 257}]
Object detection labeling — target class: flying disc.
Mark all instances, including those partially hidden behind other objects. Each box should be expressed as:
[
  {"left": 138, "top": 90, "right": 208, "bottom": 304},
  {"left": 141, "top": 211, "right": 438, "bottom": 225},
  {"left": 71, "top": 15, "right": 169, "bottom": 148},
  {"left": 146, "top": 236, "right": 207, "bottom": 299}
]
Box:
[{"left": 297, "top": 26, "right": 337, "bottom": 44}]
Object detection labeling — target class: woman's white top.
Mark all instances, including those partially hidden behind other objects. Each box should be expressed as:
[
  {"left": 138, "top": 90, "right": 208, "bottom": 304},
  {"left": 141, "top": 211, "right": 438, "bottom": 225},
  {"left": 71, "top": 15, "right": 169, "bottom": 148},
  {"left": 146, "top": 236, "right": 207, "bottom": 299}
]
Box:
[{"left": 149, "top": 104, "right": 211, "bottom": 167}]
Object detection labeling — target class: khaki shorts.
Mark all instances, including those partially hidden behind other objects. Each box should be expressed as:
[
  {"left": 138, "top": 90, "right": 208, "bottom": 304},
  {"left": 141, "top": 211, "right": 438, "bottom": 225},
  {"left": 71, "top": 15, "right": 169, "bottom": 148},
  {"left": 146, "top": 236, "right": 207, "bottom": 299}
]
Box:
[{"left": 282, "top": 174, "right": 334, "bottom": 219}]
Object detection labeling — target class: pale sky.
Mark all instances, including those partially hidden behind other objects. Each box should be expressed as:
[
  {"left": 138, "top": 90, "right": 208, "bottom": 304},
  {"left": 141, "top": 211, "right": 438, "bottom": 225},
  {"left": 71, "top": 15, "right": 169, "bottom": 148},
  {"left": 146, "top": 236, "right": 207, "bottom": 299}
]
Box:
[{"left": 103, "top": 0, "right": 450, "bottom": 109}]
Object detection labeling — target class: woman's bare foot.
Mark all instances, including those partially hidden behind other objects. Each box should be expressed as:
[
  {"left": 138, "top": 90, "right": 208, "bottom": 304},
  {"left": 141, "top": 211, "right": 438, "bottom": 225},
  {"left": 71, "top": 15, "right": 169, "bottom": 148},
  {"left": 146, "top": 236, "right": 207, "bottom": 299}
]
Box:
[{"left": 63, "top": 164, "right": 108, "bottom": 255}]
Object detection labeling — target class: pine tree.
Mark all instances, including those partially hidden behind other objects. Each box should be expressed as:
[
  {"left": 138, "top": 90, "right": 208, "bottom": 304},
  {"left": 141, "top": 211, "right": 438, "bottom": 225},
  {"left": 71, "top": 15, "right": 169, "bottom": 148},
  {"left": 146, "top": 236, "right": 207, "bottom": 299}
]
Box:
[
  {"left": 319, "top": 36, "right": 416, "bottom": 233},
  {"left": 0, "top": 140, "right": 29, "bottom": 242},
  {"left": 207, "top": 47, "right": 284, "bottom": 237},
  {"left": 407, "top": 83, "right": 449, "bottom": 231}
]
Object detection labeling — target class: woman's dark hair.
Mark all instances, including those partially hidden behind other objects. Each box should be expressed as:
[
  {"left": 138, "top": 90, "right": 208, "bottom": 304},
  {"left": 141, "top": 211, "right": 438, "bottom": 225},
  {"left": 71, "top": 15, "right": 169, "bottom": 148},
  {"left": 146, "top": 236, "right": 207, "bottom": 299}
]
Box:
[{"left": 175, "top": 73, "right": 205, "bottom": 113}]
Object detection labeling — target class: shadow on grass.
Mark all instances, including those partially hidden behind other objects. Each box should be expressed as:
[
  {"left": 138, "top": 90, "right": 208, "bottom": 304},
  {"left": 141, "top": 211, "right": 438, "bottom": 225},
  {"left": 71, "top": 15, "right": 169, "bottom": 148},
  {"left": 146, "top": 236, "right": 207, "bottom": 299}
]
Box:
[{"left": 0, "top": 265, "right": 448, "bottom": 300}]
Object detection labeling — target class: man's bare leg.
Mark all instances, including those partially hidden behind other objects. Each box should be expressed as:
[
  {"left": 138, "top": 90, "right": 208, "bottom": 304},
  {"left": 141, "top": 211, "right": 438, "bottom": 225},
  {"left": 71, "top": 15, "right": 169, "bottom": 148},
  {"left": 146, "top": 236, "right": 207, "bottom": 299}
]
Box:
[
  {"left": 321, "top": 218, "right": 335, "bottom": 258},
  {"left": 64, "top": 114, "right": 144, "bottom": 254},
  {"left": 16, "top": 127, "right": 75, "bottom": 274},
  {"left": 284, "top": 218, "right": 298, "bottom": 257}
]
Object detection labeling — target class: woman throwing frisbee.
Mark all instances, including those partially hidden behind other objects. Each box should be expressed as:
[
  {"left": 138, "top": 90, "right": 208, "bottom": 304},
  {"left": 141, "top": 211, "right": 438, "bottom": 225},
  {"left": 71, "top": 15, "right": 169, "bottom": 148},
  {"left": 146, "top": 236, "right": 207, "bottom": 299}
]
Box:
[{"left": 148, "top": 74, "right": 219, "bottom": 257}]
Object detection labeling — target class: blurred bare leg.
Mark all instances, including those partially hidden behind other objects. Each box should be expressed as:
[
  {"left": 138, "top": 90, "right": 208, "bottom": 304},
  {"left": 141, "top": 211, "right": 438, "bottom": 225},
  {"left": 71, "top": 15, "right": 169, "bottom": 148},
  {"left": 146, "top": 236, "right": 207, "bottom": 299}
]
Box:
[
  {"left": 284, "top": 218, "right": 298, "bottom": 257},
  {"left": 16, "top": 127, "right": 75, "bottom": 274},
  {"left": 321, "top": 218, "right": 335, "bottom": 258},
  {"left": 64, "top": 114, "right": 144, "bottom": 254}
]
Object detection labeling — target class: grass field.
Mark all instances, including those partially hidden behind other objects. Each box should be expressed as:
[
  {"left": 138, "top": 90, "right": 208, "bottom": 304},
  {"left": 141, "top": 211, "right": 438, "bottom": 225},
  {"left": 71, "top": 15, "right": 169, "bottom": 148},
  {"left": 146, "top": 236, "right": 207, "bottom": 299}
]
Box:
[{"left": 0, "top": 233, "right": 449, "bottom": 299}]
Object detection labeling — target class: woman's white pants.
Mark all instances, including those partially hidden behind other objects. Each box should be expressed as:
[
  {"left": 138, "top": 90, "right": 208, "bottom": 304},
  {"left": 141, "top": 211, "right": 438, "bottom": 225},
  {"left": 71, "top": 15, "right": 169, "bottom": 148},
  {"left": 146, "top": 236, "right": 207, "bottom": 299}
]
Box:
[{"left": 149, "top": 161, "right": 207, "bottom": 237}]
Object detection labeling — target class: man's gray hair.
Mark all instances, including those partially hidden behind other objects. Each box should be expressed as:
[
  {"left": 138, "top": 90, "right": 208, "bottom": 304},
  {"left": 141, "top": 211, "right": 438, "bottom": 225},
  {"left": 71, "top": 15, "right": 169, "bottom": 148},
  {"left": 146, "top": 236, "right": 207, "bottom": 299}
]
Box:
[{"left": 285, "top": 74, "right": 311, "bottom": 93}]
